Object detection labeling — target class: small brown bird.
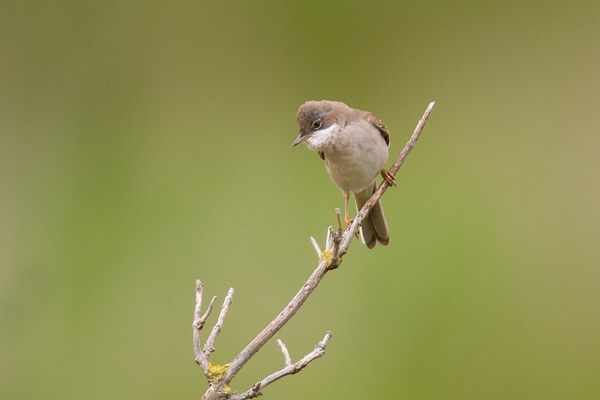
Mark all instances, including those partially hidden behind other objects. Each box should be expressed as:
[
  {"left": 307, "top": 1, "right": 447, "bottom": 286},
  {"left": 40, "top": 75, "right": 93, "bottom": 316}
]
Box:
[{"left": 292, "top": 100, "right": 394, "bottom": 248}]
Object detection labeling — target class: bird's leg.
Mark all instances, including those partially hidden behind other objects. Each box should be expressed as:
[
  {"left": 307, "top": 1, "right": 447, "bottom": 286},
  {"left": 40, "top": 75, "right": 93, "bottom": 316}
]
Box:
[
  {"left": 381, "top": 169, "right": 397, "bottom": 187},
  {"left": 343, "top": 191, "right": 353, "bottom": 229},
  {"left": 343, "top": 192, "right": 361, "bottom": 238}
]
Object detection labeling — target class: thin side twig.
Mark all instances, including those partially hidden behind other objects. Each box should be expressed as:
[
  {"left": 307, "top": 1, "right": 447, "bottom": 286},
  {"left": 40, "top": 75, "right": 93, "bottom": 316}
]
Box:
[
  {"left": 310, "top": 236, "right": 322, "bottom": 256},
  {"left": 193, "top": 280, "right": 218, "bottom": 372},
  {"left": 231, "top": 332, "right": 332, "bottom": 400},
  {"left": 193, "top": 280, "right": 205, "bottom": 361},
  {"left": 326, "top": 226, "right": 334, "bottom": 250},
  {"left": 204, "top": 288, "right": 234, "bottom": 355},
  {"left": 277, "top": 339, "right": 293, "bottom": 366}
]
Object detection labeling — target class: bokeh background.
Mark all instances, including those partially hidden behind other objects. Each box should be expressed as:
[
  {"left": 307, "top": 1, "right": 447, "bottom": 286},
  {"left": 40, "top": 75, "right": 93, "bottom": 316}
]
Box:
[{"left": 2, "top": 1, "right": 599, "bottom": 399}]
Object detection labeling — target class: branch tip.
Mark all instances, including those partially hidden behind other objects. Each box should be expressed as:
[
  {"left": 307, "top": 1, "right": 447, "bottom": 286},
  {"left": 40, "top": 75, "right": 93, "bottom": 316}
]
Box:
[
  {"left": 200, "top": 296, "right": 217, "bottom": 326},
  {"left": 320, "top": 331, "right": 332, "bottom": 347},
  {"left": 231, "top": 331, "right": 333, "bottom": 400},
  {"left": 277, "top": 339, "right": 293, "bottom": 366},
  {"left": 310, "top": 236, "right": 322, "bottom": 256},
  {"left": 203, "top": 288, "right": 234, "bottom": 355}
]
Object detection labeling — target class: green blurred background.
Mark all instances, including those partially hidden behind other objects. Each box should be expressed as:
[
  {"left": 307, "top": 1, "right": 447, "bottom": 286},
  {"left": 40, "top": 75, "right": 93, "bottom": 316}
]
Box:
[{"left": 1, "top": 1, "right": 599, "bottom": 399}]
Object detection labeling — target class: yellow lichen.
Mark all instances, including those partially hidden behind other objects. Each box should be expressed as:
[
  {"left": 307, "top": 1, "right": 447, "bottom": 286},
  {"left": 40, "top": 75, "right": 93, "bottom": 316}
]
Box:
[
  {"left": 207, "top": 362, "right": 230, "bottom": 381},
  {"left": 222, "top": 385, "right": 232, "bottom": 398},
  {"left": 319, "top": 249, "right": 332, "bottom": 263}
]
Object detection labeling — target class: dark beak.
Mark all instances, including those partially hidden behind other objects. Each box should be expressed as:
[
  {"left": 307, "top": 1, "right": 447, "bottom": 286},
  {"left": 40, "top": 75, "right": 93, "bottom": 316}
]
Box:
[{"left": 292, "top": 133, "right": 311, "bottom": 147}]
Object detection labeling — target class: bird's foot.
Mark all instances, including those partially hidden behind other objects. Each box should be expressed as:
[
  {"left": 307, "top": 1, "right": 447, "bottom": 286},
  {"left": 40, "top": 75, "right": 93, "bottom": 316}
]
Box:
[
  {"left": 381, "top": 169, "right": 397, "bottom": 187},
  {"left": 345, "top": 218, "right": 361, "bottom": 238},
  {"left": 345, "top": 217, "right": 353, "bottom": 230}
]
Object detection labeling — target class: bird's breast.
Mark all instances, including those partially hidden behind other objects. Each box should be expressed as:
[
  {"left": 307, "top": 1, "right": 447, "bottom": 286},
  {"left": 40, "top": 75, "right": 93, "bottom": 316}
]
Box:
[{"left": 323, "top": 122, "right": 388, "bottom": 192}]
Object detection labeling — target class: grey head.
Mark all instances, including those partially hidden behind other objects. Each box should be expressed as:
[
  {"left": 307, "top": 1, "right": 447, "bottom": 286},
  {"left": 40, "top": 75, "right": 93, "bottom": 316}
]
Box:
[{"left": 292, "top": 100, "right": 352, "bottom": 147}]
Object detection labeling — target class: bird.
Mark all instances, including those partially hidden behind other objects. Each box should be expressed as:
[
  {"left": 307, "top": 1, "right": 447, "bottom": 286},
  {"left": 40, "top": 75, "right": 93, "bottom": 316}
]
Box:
[{"left": 292, "top": 100, "right": 395, "bottom": 248}]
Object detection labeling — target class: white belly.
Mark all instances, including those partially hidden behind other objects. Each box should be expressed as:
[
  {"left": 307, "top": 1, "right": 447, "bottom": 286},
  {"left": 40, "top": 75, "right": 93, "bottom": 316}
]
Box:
[{"left": 323, "top": 121, "right": 388, "bottom": 192}]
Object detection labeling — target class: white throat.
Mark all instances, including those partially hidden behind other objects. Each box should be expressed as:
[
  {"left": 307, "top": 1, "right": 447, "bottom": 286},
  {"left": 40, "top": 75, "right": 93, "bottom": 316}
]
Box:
[{"left": 305, "top": 123, "right": 340, "bottom": 151}]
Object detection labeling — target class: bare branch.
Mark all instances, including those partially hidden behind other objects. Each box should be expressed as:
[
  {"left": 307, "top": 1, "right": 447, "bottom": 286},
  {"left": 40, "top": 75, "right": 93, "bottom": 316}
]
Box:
[
  {"left": 310, "top": 236, "right": 322, "bottom": 256},
  {"left": 326, "top": 226, "right": 334, "bottom": 250},
  {"left": 193, "top": 280, "right": 204, "bottom": 361},
  {"left": 194, "top": 281, "right": 218, "bottom": 372},
  {"left": 231, "top": 332, "right": 332, "bottom": 400},
  {"left": 204, "top": 288, "right": 234, "bottom": 355},
  {"left": 335, "top": 207, "right": 343, "bottom": 234},
  {"left": 277, "top": 339, "right": 293, "bottom": 367},
  {"left": 202, "top": 297, "right": 218, "bottom": 327},
  {"left": 223, "top": 259, "right": 330, "bottom": 384},
  {"left": 339, "top": 101, "right": 435, "bottom": 255}
]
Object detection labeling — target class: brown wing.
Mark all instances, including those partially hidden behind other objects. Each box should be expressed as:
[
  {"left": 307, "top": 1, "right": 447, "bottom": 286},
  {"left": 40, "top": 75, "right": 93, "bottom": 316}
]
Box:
[{"left": 365, "top": 112, "right": 390, "bottom": 146}]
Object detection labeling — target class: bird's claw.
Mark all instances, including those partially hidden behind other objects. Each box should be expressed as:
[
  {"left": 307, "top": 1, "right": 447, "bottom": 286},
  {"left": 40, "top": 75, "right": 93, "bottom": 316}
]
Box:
[
  {"left": 381, "top": 169, "right": 397, "bottom": 187},
  {"left": 345, "top": 218, "right": 361, "bottom": 239},
  {"left": 345, "top": 218, "right": 353, "bottom": 230}
]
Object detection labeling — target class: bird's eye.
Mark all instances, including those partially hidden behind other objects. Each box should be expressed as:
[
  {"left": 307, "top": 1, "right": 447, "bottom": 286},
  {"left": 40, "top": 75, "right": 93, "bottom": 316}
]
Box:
[{"left": 312, "top": 120, "right": 322, "bottom": 130}]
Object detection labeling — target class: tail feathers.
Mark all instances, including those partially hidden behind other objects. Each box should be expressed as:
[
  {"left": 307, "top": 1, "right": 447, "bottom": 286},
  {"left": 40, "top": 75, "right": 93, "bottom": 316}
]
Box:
[{"left": 353, "top": 183, "right": 390, "bottom": 249}]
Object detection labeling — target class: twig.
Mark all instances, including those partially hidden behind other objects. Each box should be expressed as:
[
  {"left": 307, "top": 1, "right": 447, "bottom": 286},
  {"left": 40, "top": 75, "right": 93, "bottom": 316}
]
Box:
[
  {"left": 338, "top": 101, "right": 435, "bottom": 255},
  {"left": 335, "top": 207, "right": 343, "bottom": 233},
  {"left": 277, "top": 339, "right": 293, "bottom": 366},
  {"left": 329, "top": 208, "right": 344, "bottom": 268},
  {"left": 310, "top": 236, "right": 322, "bottom": 256},
  {"left": 230, "top": 332, "right": 332, "bottom": 400},
  {"left": 223, "top": 258, "right": 330, "bottom": 384},
  {"left": 204, "top": 288, "right": 234, "bottom": 355},
  {"left": 326, "top": 226, "right": 334, "bottom": 250},
  {"left": 193, "top": 280, "right": 218, "bottom": 373}
]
